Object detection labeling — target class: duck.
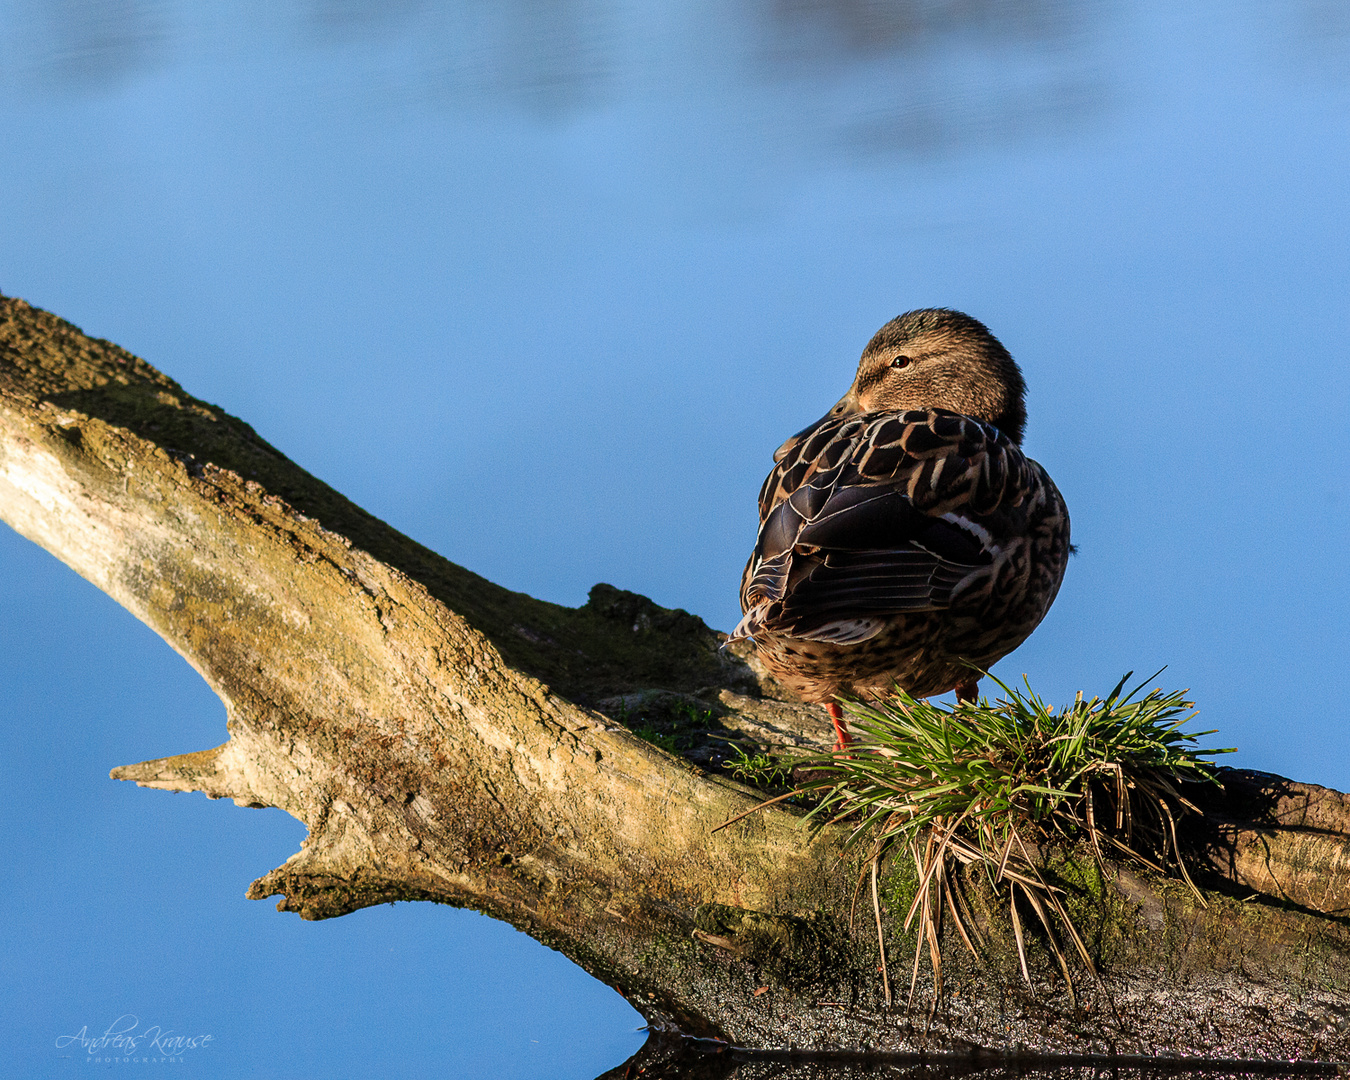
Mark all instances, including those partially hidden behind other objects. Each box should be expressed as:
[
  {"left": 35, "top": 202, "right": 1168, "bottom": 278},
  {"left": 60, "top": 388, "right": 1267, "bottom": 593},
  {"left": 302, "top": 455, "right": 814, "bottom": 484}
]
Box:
[{"left": 730, "top": 309, "right": 1070, "bottom": 750}]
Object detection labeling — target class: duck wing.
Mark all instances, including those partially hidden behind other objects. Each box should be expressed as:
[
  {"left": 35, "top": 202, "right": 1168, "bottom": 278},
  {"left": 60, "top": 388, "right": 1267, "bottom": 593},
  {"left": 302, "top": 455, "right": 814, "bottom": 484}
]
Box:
[{"left": 738, "top": 408, "right": 1034, "bottom": 643}]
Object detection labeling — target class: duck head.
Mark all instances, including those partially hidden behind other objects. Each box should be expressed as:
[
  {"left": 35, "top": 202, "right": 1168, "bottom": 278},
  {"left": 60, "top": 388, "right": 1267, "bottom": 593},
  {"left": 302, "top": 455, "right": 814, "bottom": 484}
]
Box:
[{"left": 822, "top": 308, "right": 1027, "bottom": 445}]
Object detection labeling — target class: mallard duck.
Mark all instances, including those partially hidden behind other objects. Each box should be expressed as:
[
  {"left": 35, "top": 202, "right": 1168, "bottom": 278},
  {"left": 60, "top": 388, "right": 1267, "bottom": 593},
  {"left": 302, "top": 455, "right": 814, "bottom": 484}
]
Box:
[{"left": 731, "top": 309, "right": 1070, "bottom": 749}]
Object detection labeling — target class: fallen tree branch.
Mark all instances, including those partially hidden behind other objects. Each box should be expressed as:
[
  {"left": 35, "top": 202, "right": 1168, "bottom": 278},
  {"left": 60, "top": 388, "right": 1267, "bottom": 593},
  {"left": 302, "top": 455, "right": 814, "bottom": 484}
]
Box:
[{"left": 2, "top": 293, "right": 1349, "bottom": 1060}]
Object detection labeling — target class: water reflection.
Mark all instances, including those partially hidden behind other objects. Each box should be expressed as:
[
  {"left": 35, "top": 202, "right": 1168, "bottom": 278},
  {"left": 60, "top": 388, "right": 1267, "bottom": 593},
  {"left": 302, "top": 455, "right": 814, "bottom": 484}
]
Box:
[
  {"left": 1285, "top": 0, "right": 1350, "bottom": 76},
  {"left": 9, "top": 0, "right": 167, "bottom": 88},
  {"left": 762, "top": 0, "right": 1080, "bottom": 58},
  {"left": 596, "top": 1038, "right": 1344, "bottom": 1080},
  {"left": 8, "top": 0, "right": 1344, "bottom": 130},
  {"left": 303, "top": 0, "right": 425, "bottom": 41},
  {"left": 416, "top": 0, "right": 614, "bottom": 117},
  {"left": 4, "top": 0, "right": 1104, "bottom": 152},
  {"left": 749, "top": 0, "right": 1103, "bottom": 153}
]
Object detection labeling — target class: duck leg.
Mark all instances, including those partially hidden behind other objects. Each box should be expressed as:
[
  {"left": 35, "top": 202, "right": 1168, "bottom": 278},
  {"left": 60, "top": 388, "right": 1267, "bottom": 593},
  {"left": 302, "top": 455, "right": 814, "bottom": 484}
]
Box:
[
  {"left": 954, "top": 677, "right": 979, "bottom": 704},
  {"left": 826, "top": 702, "right": 851, "bottom": 751}
]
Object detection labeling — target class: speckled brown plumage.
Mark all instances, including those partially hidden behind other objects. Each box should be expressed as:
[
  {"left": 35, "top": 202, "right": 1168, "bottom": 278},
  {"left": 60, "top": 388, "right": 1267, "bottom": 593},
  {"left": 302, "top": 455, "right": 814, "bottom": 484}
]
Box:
[{"left": 731, "top": 309, "right": 1070, "bottom": 739}]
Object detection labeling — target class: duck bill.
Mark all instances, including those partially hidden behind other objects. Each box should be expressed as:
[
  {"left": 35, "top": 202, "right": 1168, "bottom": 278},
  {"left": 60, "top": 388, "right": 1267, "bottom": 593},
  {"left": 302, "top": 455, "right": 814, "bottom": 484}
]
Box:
[
  {"left": 796, "top": 387, "right": 860, "bottom": 438},
  {"left": 774, "top": 387, "right": 861, "bottom": 461},
  {"left": 825, "top": 386, "right": 860, "bottom": 420}
]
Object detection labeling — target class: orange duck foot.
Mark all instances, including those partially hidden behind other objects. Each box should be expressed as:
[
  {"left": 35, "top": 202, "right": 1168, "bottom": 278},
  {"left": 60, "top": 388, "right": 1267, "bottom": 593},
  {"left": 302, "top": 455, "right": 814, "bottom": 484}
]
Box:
[{"left": 826, "top": 702, "right": 850, "bottom": 751}]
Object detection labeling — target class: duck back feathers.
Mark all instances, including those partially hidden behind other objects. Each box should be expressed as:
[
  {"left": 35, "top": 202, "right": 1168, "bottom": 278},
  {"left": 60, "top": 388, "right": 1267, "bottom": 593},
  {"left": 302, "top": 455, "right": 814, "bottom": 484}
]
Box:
[{"left": 734, "top": 322, "right": 1069, "bottom": 706}]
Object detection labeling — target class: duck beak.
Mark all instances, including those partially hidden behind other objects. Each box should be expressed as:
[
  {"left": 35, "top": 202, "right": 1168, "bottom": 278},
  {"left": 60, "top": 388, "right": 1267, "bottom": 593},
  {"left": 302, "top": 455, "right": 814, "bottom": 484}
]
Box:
[
  {"left": 825, "top": 386, "right": 861, "bottom": 419},
  {"left": 801, "top": 387, "right": 861, "bottom": 433},
  {"left": 774, "top": 387, "right": 861, "bottom": 461}
]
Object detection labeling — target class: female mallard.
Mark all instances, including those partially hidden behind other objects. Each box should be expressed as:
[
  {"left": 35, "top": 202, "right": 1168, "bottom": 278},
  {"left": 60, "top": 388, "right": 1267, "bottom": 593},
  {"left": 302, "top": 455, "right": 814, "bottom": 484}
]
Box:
[{"left": 731, "top": 309, "right": 1070, "bottom": 748}]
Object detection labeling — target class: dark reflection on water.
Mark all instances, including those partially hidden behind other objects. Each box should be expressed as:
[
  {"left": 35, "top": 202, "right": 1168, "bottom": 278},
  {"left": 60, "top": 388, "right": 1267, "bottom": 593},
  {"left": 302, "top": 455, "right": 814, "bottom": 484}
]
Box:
[
  {"left": 6, "top": 0, "right": 1103, "bottom": 152},
  {"left": 1284, "top": 0, "right": 1350, "bottom": 75},
  {"left": 595, "top": 1038, "right": 1345, "bottom": 1080},
  {"left": 762, "top": 0, "right": 1078, "bottom": 59},
  {"left": 8, "top": 0, "right": 1344, "bottom": 152},
  {"left": 10, "top": 0, "right": 168, "bottom": 87},
  {"left": 303, "top": 0, "right": 425, "bottom": 41},
  {"left": 748, "top": 0, "right": 1104, "bottom": 154}
]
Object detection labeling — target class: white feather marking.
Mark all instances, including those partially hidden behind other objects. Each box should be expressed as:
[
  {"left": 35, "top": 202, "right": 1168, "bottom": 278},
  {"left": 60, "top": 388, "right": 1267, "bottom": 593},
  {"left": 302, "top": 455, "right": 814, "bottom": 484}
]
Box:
[
  {"left": 727, "top": 609, "right": 759, "bottom": 644},
  {"left": 940, "top": 512, "right": 998, "bottom": 552},
  {"left": 794, "top": 618, "right": 886, "bottom": 645}
]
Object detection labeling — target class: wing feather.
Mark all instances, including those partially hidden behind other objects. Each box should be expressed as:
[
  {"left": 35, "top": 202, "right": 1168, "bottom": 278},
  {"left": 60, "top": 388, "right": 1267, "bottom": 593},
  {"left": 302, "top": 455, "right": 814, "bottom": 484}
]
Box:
[{"left": 739, "top": 408, "right": 1032, "bottom": 640}]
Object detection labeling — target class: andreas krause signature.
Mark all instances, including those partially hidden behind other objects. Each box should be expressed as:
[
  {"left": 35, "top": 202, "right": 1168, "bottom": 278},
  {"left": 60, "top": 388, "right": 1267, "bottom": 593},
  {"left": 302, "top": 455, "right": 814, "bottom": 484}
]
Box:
[{"left": 56, "top": 1015, "right": 213, "bottom": 1056}]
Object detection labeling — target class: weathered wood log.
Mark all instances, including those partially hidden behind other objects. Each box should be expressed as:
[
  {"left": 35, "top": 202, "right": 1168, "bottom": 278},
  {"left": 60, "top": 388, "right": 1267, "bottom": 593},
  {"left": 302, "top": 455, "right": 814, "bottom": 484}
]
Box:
[{"left": 2, "top": 293, "right": 1349, "bottom": 1065}]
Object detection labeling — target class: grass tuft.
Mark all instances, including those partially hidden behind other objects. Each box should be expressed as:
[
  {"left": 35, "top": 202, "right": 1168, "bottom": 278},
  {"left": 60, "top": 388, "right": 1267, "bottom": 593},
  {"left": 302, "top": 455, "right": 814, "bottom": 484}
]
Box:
[
  {"left": 723, "top": 745, "right": 795, "bottom": 791},
  {"left": 794, "top": 670, "right": 1233, "bottom": 1006}
]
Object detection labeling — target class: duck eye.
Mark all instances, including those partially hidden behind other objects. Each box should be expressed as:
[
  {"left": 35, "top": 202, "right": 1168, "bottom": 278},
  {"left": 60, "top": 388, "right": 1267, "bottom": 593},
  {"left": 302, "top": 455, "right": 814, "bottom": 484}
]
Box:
[{"left": 891, "top": 355, "right": 913, "bottom": 369}]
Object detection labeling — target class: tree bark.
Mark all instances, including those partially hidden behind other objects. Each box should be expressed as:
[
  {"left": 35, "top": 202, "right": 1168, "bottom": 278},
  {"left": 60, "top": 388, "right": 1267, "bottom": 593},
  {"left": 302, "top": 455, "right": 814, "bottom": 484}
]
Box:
[{"left": 2, "top": 293, "right": 1349, "bottom": 1064}]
